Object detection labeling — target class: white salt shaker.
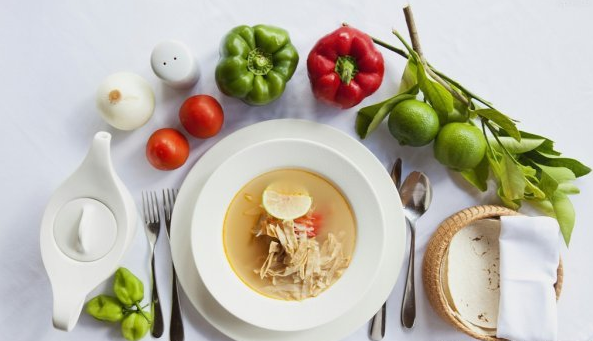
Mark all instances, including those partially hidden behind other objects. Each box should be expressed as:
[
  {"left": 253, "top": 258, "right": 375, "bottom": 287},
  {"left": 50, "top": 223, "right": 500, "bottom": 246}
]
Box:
[{"left": 151, "top": 40, "right": 200, "bottom": 89}]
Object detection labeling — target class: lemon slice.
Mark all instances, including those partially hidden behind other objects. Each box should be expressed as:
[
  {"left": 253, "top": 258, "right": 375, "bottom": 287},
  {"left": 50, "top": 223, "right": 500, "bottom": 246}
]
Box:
[{"left": 262, "top": 188, "right": 312, "bottom": 220}]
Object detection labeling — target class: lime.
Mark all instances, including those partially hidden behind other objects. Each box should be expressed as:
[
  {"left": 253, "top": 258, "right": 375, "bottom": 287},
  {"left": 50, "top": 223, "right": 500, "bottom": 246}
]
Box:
[
  {"left": 262, "top": 188, "right": 312, "bottom": 220},
  {"left": 388, "top": 99, "right": 440, "bottom": 146},
  {"left": 434, "top": 122, "right": 487, "bottom": 171}
]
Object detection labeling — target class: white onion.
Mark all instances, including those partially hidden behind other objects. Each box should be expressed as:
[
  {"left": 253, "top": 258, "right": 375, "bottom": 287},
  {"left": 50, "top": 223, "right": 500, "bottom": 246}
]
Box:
[{"left": 96, "top": 72, "right": 155, "bottom": 130}]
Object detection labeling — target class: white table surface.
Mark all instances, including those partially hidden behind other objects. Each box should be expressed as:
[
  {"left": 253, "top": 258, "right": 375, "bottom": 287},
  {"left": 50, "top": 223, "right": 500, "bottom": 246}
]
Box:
[{"left": 2, "top": 0, "right": 593, "bottom": 340}]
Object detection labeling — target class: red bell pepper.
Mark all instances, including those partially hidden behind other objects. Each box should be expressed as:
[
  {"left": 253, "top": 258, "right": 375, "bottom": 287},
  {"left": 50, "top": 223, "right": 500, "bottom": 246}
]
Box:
[{"left": 307, "top": 26, "right": 384, "bottom": 109}]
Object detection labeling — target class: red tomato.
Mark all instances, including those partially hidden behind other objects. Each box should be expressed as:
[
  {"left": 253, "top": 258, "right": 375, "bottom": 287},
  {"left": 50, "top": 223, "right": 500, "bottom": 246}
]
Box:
[
  {"left": 294, "top": 212, "right": 323, "bottom": 237},
  {"left": 179, "top": 95, "right": 224, "bottom": 138},
  {"left": 146, "top": 128, "right": 189, "bottom": 170}
]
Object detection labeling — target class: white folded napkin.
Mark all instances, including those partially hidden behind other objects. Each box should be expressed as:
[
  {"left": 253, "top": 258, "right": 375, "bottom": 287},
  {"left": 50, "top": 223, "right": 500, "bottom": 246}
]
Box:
[{"left": 497, "top": 216, "right": 560, "bottom": 341}]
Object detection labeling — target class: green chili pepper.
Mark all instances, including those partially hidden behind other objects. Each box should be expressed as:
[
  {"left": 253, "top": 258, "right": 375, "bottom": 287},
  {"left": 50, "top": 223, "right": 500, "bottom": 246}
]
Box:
[
  {"left": 113, "top": 267, "right": 144, "bottom": 307},
  {"left": 215, "top": 24, "right": 299, "bottom": 106},
  {"left": 121, "top": 311, "right": 151, "bottom": 341},
  {"left": 85, "top": 295, "right": 123, "bottom": 322}
]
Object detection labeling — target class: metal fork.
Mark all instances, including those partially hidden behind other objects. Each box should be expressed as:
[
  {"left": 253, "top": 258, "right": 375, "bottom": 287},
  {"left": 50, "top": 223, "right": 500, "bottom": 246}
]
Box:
[
  {"left": 163, "top": 189, "right": 183, "bottom": 341},
  {"left": 141, "top": 191, "right": 164, "bottom": 338}
]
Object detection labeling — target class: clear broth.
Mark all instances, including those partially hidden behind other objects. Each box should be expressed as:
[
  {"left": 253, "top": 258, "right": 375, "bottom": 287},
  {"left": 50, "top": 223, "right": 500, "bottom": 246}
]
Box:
[{"left": 223, "top": 168, "right": 356, "bottom": 300}]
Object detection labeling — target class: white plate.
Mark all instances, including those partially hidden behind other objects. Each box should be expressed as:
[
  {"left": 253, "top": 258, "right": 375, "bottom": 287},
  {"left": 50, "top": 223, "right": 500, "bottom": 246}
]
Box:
[
  {"left": 170, "top": 119, "right": 406, "bottom": 341},
  {"left": 192, "top": 138, "right": 385, "bottom": 331}
]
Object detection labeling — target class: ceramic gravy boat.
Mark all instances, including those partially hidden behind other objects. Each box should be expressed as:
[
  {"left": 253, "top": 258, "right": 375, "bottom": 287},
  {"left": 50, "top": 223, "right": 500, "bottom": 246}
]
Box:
[{"left": 40, "top": 132, "right": 137, "bottom": 331}]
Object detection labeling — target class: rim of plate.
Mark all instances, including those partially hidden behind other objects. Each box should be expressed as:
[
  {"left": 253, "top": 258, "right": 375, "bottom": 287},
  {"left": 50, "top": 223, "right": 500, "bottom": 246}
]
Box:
[
  {"left": 170, "top": 119, "right": 406, "bottom": 341},
  {"left": 191, "top": 138, "right": 385, "bottom": 331}
]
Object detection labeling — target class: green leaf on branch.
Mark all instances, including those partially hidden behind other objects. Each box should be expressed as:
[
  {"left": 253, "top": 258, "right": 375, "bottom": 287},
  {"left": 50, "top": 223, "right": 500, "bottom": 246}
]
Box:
[
  {"left": 516, "top": 131, "right": 559, "bottom": 155},
  {"left": 460, "top": 155, "right": 489, "bottom": 191},
  {"left": 529, "top": 151, "right": 591, "bottom": 178},
  {"left": 558, "top": 182, "right": 580, "bottom": 195},
  {"left": 537, "top": 164, "right": 576, "bottom": 197},
  {"left": 448, "top": 97, "right": 470, "bottom": 123},
  {"left": 488, "top": 136, "right": 545, "bottom": 154},
  {"left": 535, "top": 163, "right": 577, "bottom": 245},
  {"left": 518, "top": 163, "right": 546, "bottom": 200},
  {"left": 391, "top": 29, "right": 452, "bottom": 122},
  {"left": 487, "top": 148, "right": 526, "bottom": 207},
  {"left": 356, "top": 92, "right": 416, "bottom": 139},
  {"left": 398, "top": 58, "right": 419, "bottom": 94},
  {"left": 499, "top": 154, "right": 526, "bottom": 200},
  {"left": 551, "top": 191, "right": 575, "bottom": 246},
  {"left": 526, "top": 198, "right": 556, "bottom": 216},
  {"left": 373, "top": 28, "right": 589, "bottom": 246},
  {"left": 474, "top": 109, "right": 521, "bottom": 141},
  {"left": 524, "top": 178, "right": 546, "bottom": 199},
  {"left": 416, "top": 61, "right": 453, "bottom": 124},
  {"left": 512, "top": 129, "right": 590, "bottom": 176},
  {"left": 497, "top": 186, "right": 521, "bottom": 209}
]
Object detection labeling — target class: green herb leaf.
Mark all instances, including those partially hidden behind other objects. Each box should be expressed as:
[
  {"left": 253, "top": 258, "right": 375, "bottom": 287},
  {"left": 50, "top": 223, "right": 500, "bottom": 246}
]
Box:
[
  {"left": 392, "top": 30, "right": 452, "bottom": 121},
  {"left": 487, "top": 149, "right": 525, "bottom": 207},
  {"left": 516, "top": 163, "right": 546, "bottom": 199},
  {"left": 381, "top": 28, "right": 588, "bottom": 247},
  {"left": 534, "top": 163, "right": 577, "bottom": 245},
  {"left": 558, "top": 182, "right": 580, "bottom": 195},
  {"left": 500, "top": 154, "right": 526, "bottom": 200},
  {"left": 526, "top": 198, "right": 556, "bottom": 216},
  {"left": 551, "top": 191, "right": 575, "bottom": 246},
  {"left": 399, "top": 58, "right": 419, "bottom": 94},
  {"left": 488, "top": 136, "right": 545, "bottom": 154},
  {"left": 356, "top": 92, "right": 416, "bottom": 139},
  {"left": 448, "top": 97, "right": 469, "bottom": 123},
  {"left": 460, "top": 155, "right": 489, "bottom": 191},
  {"left": 416, "top": 62, "right": 453, "bottom": 124},
  {"left": 497, "top": 186, "right": 521, "bottom": 209},
  {"left": 524, "top": 178, "right": 546, "bottom": 199},
  {"left": 537, "top": 164, "right": 576, "bottom": 197},
  {"left": 515, "top": 131, "right": 559, "bottom": 155},
  {"left": 474, "top": 109, "right": 520, "bottom": 141},
  {"left": 529, "top": 151, "right": 591, "bottom": 178}
]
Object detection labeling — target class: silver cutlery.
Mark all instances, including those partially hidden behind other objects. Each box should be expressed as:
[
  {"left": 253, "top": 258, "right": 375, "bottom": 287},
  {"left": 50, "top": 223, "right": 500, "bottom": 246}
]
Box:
[
  {"left": 392, "top": 158, "right": 402, "bottom": 190},
  {"left": 141, "top": 191, "right": 164, "bottom": 338},
  {"left": 400, "top": 171, "right": 432, "bottom": 329},
  {"left": 369, "top": 158, "right": 402, "bottom": 341},
  {"left": 163, "top": 189, "right": 184, "bottom": 341}
]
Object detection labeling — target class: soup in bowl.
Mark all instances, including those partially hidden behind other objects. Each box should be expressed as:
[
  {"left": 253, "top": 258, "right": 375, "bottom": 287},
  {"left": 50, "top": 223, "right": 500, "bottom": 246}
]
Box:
[
  {"left": 192, "top": 138, "right": 386, "bottom": 331},
  {"left": 224, "top": 168, "right": 356, "bottom": 301}
]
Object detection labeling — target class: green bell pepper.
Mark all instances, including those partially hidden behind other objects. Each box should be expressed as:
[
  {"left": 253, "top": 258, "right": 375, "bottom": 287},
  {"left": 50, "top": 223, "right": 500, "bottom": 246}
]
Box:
[{"left": 215, "top": 24, "right": 299, "bottom": 106}]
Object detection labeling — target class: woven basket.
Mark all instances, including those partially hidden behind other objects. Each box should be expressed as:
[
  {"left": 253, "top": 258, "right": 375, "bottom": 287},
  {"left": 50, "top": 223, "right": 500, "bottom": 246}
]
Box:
[{"left": 422, "top": 205, "right": 563, "bottom": 341}]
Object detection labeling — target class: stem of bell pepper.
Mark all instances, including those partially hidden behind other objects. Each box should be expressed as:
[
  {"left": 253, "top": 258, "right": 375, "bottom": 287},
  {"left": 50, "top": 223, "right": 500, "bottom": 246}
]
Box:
[
  {"left": 134, "top": 302, "right": 151, "bottom": 324},
  {"left": 247, "top": 48, "right": 273, "bottom": 76},
  {"left": 335, "top": 55, "right": 358, "bottom": 85}
]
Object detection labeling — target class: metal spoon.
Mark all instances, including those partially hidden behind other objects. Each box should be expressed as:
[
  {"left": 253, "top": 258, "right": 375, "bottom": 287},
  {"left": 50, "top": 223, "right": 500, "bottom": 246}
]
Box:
[
  {"left": 369, "top": 158, "right": 402, "bottom": 340},
  {"left": 400, "top": 171, "right": 432, "bottom": 329}
]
